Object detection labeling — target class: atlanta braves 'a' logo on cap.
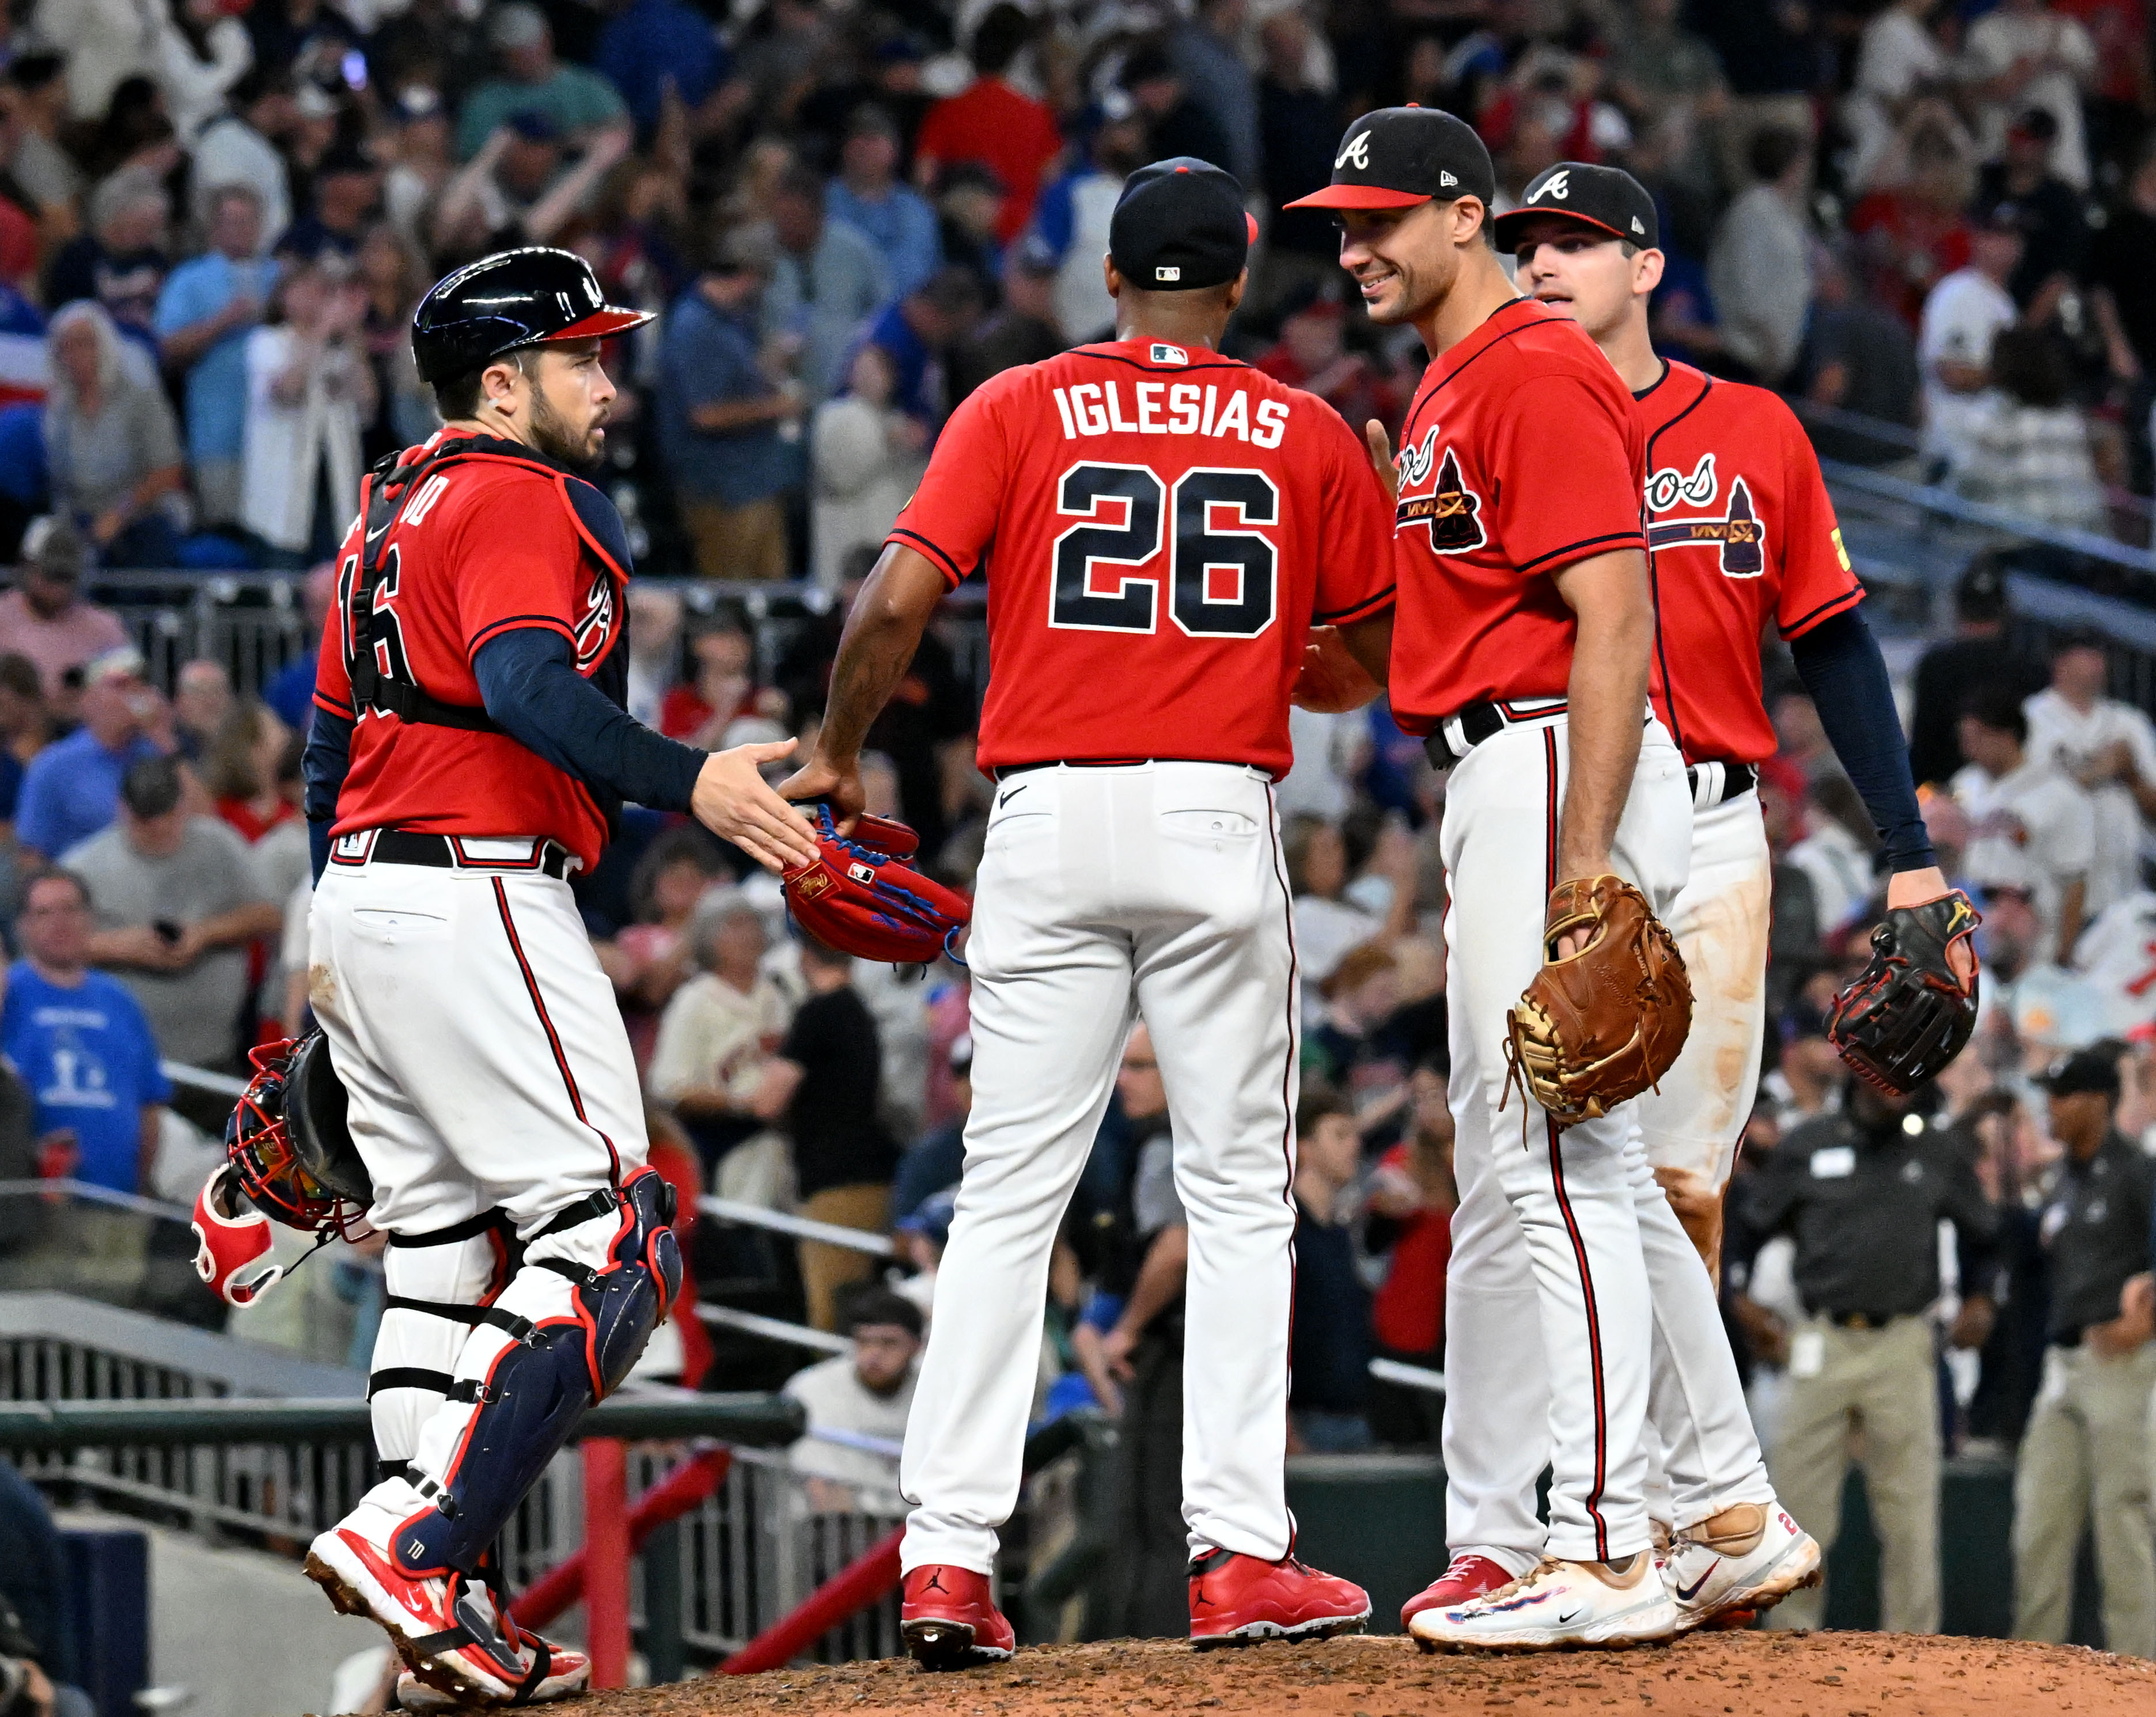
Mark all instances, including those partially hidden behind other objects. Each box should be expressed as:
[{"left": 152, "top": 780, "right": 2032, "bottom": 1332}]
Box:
[{"left": 1396, "top": 447, "right": 1487, "bottom": 555}]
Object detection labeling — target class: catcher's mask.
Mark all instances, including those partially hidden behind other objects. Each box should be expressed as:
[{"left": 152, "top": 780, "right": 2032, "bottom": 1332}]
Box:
[{"left": 192, "top": 1035, "right": 373, "bottom": 1306}]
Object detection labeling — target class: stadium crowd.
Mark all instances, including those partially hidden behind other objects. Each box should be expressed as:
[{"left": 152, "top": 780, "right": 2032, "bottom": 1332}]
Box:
[{"left": 0, "top": 0, "right": 2147, "bottom": 1664}]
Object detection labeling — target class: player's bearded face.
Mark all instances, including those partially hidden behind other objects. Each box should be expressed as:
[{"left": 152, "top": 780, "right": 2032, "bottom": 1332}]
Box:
[
  {"left": 1337, "top": 202, "right": 1456, "bottom": 327},
  {"left": 525, "top": 344, "right": 614, "bottom": 468}
]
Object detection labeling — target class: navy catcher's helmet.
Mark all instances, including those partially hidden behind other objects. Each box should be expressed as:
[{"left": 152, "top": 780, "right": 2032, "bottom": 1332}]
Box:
[{"left": 411, "top": 246, "right": 654, "bottom": 385}]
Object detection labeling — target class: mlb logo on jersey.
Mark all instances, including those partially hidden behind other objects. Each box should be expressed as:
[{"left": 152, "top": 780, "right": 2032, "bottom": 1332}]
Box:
[{"left": 1150, "top": 343, "right": 1188, "bottom": 365}]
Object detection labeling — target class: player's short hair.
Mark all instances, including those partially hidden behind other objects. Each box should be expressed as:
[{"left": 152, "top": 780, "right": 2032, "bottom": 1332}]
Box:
[
  {"left": 843, "top": 1286, "right": 924, "bottom": 1339},
  {"left": 1960, "top": 679, "right": 2029, "bottom": 742},
  {"left": 1295, "top": 1083, "right": 1353, "bottom": 1140},
  {"left": 433, "top": 346, "right": 540, "bottom": 421}
]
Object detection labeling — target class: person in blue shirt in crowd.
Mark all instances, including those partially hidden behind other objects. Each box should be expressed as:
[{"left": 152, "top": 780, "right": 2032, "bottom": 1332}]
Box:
[
  {"left": 0, "top": 867, "right": 169, "bottom": 1195},
  {"left": 849, "top": 266, "right": 984, "bottom": 429},
  {"left": 657, "top": 232, "right": 804, "bottom": 580},
  {"left": 825, "top": 105, "right": 941, "bottom": 300},
  {"left": 594, "top": 0, "right": 723, "bottom": 135},
  {"left": 15, "top": 646, "right": 164, "bottom": 861},
  {"left": 260, "top": 562, "right": 336, "bottom": 734},
  {"left": 151, "top": 184, "right": 276, "bottom": 532}
]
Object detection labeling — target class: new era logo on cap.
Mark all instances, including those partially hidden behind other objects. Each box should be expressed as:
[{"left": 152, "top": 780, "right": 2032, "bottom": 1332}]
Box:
[{"left": 1441, "top": 170, "right": 1457, "bottom": 187}]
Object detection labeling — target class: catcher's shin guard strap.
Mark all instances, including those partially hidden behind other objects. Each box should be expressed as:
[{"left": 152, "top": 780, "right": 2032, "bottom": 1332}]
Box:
[
  {"left": 384, "top": 1297, "right": 538, "bottom": 1341},
  {"left": 388, "top": 1209, "right": 510, "bottom": 1248}
]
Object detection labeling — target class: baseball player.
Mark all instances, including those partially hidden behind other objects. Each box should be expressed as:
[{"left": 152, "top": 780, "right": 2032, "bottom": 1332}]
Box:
[
  {"left": 296, "top": 247, "right": 820, "bottom": 1705},
  {"left": 780, "top": 158, "right": 1388, "bottom": 1666},
  {"left": 1387, "top": 162, "right": 1969, "bottom": 1642},
  {"left": 1286, "top": 109, "right": 1774, "bottom": 1652}
]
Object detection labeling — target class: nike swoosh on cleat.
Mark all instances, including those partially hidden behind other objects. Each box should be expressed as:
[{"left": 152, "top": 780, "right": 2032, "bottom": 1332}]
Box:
[
  {"left": 1556, "top": 1608, "right": 1586, "bottom": 1625},
  {"left": 1675, "top": 1560, "right": 1721, "bottom": 1602}
]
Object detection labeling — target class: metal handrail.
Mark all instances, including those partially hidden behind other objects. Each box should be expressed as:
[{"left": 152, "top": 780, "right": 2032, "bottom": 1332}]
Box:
[
  {"left": 698, "top": 1302, "right": 851, "bottom": 1356},
  {"left": 0, "top": 1391, "right": 805, "bottom": 1448},
  {"left": 698, "top": 1195, "right": 895, "bottom": 1257},
  {"left": 0, "top": 1178, "right": 191, "bottom": 1221},
  {"left": 1819, "top": 456, "right": 2156, "bottom": 575},
  {"left": 160, "top": 1060, "right": 248, "bottom": 1098}
]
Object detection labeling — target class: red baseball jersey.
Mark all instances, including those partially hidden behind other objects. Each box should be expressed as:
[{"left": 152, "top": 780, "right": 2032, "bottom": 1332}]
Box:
[
  {"left": 315, "top": 429, "right": 628, "bottom": 871},
  {"left": 1385, "top": 298, "right": 1647, "bottom": 733},
  {"left": 1635, "top": 361, "right": 1863, "bottom": 767},
  {"left": 888, "top": 338, "right": 1396, "bottom": 778}
]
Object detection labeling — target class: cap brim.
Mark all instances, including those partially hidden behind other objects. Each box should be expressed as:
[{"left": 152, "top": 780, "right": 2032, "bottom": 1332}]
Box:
[
  {"left": 542, "top": 306, "right": 656, "bottom": 342},
  {"left": 1284, "top": 184, "right": 1433, "bottom": 210},
  {"left": 1491, "top": 207, "right": 1632, "bottom": 248}
]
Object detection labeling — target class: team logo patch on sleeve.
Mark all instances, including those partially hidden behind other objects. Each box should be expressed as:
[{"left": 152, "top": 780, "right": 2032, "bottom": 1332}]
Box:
[{"left": 1395, "top": 446, "right": 1487, "bottom": 554}]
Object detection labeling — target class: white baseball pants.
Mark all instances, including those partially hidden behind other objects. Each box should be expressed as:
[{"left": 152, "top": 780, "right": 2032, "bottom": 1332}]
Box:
[
  {"left": 1443, "top": 778, "right": 1775, "bottom": 1569},
  {"left": 900, "top": 761, "right": 1299, "bottom": 1575}
]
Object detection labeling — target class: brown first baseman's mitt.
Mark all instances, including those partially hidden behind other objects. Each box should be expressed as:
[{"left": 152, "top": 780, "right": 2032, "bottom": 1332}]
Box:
[{"left": 1502, "top": 874, "right": 1693, "bottom": 1131}]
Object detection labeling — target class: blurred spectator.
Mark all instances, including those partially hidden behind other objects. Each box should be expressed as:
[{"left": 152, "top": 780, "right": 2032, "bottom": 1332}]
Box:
[
  {"left": 1954, "top": 679, "right": 2096, "bottom": 966},
  {"left": 593, "top": 0, "right": 722, "bottom": 138},
  {"left": 2091, "top": 137, "right": 2156, "bottom": 418},
  {"left": 431, "top": 115, "right": 630, "bottom": 257},
  {"left": 1841, "top": 0, "right": 1953, "bottom": 196},
  {"left": 827, "top": 105, "right": 939, "bottom": 301},
  {"left": 2, "top": 57, "right": 83, "bottom": 225},
  {"left": 623, "top": 583, "right": 681, "bottom": 728},
  {"left": 455, "top": 2, "right": 628, "bottom": 161},
  {"left": 1289, "top": 1085, "right": 1371, "bottom": 1453},
  {"left": 1284, "top": 813, "right": 1380, "bottom": 992},
  {"left": 1953, "top": 327, "right": 2106, "bottom": 532},
  {"left": 170, "top": 657, "right": 231, "bottom": 757},
  {"left": 1734, "top": 1079, "right": 1998, "bottom": 1636},
  {"left": 2024, "top": 627, "right": 2156, "bottom": 915},
  {"left": 1253, "top": 278, "right": 1400, "bottom": 437},
  {"left": 949, "top": 244, "right": 1062, "bottom": 403},
  {"left": 1919, "top": 203, "right": 2024, "bottom": 480},
  {"left": 1308, "top": 942, "right": 1408, "bottom": 1120},
  {"left": 1845, "top": 110, "right": 1975, "bottom": 329},
  {"left": 0, "top": 654, "right": 50, "bottom": 828},
  {"left": 0, "top": 866, "right": 168, "bottom": 1194},
  {"left": 1965, "top": 0, "right": 2098, "bottom": 191},
  {"left": 1033, "top": 93, "right": 1145, "bottom": 346},
  {"left": 891, "top": 1033, "right": 969, "bottom": 1226},
  {"left": 810, "top": 345, "right": 927, "bottom": 590},
  {"left": 658, "top": 616, "right": 759, "bottom": 743},
  {"left": 657, "top": 236, "right": 801, "bottom": 581},
  {"left": 202, "top": 697, "right": 293, "bottom": 843},
  {"left": 1907, "top": 556, "right": 2048, "bottom": 789},
  {"left": 1799, "top": 244, "right": 1920, "bottom": 445},
  {"left": 1169, "top": 0, "right": 1258, "bottom": 186},
  {"left": 0, "top": 517, "right": 126, "bottom": 699},
  {"left": 854, "top": 266, "right": 986, "bottom": 429},
  {"left": 16, "top": 646, "right": 162, "bottom": 861},
  {"left": 645, "top": 886, "right": 789, "bottom": 1164},
  {"left": 1365, "top": 1059, "right": 1453, "bottom": 1447},
  {"left": 41, "top": 166, "right": 169, "bottom": 353},
  {"left": 153, "top": 184, "right": 275, "bottom": 528},
  {"left": 1785, "top": 774, "right": 1877, "bottom": 939},
  {"left": 65, "top": 754, "right": 279, "bottom": 1090},
  {"left": 748, "top": 936, "right": 894, "bottom": 1331},
  {"left": 282, "top": 142, "right": 381, "bottom": 265},
  {"left": 1707, "top": 126, "right": 1813, "bottom": 385},
  {"left": 932, "top": 161, "right": 1006, "bottom": 298},
  {"left": 914, "top": 5, "right": 1060, "bottom": 245},
  {"left": 262, "top": 561, "right": 334, "bottom": 732},
  {"left": 151, "top": 0, "right": 253, "bottom": 145},
  {"left": 241, "top": 253, "right": 373, "bottom": 564},
  {"left": 43, "top": 301, "right": 184, "bottom": 568},
  {"left": 783, "top": 1287, "right": 920, "bottom": 1514},
  {"left": 763, "top": 163, "right": 889, "bottom": 404},
  {"left": 1976, "top": 109, "right": 2089, "bottom": 318},
  {"left": 2012, "top": 1045, "right": 2155, "bottom": 1655},
  {"left": 356, "top": 223, "right": 436, "bottom": 458},
  {"left": 1255, "top": 7, "right": 1340, "bottom": 293},
  {"left": 1121, "top": 43, "right": 1231, "bottom": 173},
  {"left": 1689, "top": 2, "right": 1813, "bottom": 191},
  {"left": 1097, "top": 1021, "right": 1191, "bottom": 1637}
]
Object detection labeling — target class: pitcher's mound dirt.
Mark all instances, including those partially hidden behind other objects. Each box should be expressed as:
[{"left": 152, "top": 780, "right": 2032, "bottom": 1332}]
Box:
[{"left": 593, "top": 1630, "right": 2154, "bottom": 1717}]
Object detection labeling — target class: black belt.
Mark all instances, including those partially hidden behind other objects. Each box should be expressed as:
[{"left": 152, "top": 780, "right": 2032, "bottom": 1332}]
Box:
[
  {"left": 1688, "top": 760, "right": 1757, "bottom": 807},
  {"left": 1421, "top": 704, "right": 1756, "bottom": 808},
  {"left": 339, "top": 829, "right": 574, "bottom": 879}
]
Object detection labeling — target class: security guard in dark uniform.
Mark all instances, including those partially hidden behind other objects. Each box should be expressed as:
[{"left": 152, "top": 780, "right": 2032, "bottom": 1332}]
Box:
[
  {"left": 2011, "top": 1045, "right": 2156, "bottom": 1657},
  {"left": 1733, "top": 1081, "right": 1999, "bottom": 1633}
]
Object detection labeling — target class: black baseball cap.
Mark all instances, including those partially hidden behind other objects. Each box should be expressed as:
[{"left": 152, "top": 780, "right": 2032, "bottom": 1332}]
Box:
[
  {"left": 1109, "top": 157, "right": 1256, "bottom": 291},
  {"left": 1284, "top": 106, "right": 1495, "bottom": 211},
  {"left": 1494, "top": 162, "right": 1659, "bottom": 252},
  {"left": 2040, "top": 1044, "right": 2123, "bottom": 1101}
]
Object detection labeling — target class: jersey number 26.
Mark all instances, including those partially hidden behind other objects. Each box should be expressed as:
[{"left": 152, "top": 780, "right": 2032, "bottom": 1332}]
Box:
[{"left": 1050, "top": 462, "right": 1278, "bottom": 638}]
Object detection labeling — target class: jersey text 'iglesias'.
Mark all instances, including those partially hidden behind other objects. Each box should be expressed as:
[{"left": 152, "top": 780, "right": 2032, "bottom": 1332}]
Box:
[
  {"left": 1384, "top": 298, "right": 1647, "bottom": 734},
  {"left": 888, "top": 339, "right": 1396, "bottom": 778},
  {"left": 1634, "top": 361, "right": 1863, "bottom": 768}
]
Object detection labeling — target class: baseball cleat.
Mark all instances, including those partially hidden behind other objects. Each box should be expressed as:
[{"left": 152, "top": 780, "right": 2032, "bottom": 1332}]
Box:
[
  {"left": 1400, "top": 1552, "right": 1516, "bottom": 1628},
  {"left": 1407, "top": 1553, "right": 1679, "bottom": 1653},
  {"left": 306, "top": 1522, "right": 589, "bottom": 1704},
  {"left": 900, "top": 1564, "right": 1014, "bottom": 1670},
  {"left": 1663, "top": 1502, "right": 1821, "bottom": 1633},
  {"left": 1187, "top": 1548, "right": 1371, "bottom": 1648}
]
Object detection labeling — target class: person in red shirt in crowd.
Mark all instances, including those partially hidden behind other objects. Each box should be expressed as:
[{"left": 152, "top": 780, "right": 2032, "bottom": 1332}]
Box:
[
  {"left": 912, "top": 4, "right": 1061, "bottom": 244},
  {"left": 1366, "top": 1059, "right": 1455, "bottom": 1445},
  {"left": 206, "top": 700, "right": 298, "bottom": 843},
  {"left": 1252, "top": 278, "right": 1404, "bottom": 439},
  {"left": 1846, "top": 112, "right": 1975, "bottom": 327},
  {"left": 659, "top": 616, "right": 775, "bottom": 744}
]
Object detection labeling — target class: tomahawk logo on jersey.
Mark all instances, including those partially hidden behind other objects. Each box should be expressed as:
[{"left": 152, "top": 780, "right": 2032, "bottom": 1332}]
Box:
[
  {"left": 1633, "top": 362, "right": 1863, "bottom": 767},
  {"left": 886, "top": 340, "right": 1395, "bottom": 776},
  {"left": 315, "top": 429, "right": 634, "bottom": 871}
]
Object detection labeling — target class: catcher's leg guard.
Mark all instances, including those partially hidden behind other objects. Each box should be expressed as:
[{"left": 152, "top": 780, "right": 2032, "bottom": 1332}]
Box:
[
  {"left": 369, "top": 1211, "right": 517, "bottom": 1484},
  {"left": 389, "top": 1169, "right": 680, "bottom": 1577}
]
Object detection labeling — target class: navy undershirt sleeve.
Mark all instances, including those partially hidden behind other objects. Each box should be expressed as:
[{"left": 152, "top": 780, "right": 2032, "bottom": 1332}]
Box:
[
  {"left": 302, "top": 706, "right": 354, "bottom": 882},
  {"left": 472, "top": 627, "right": 706, "bottom": 814},
  {"left": 1788, "top": 608, "right": 1936, "bottom": 872}
]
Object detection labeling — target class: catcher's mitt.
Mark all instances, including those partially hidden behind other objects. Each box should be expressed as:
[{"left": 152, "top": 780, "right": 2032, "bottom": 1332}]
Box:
[
  {"left": 1828, "top": 891, "right": 1981, "bottom": 1096},
  {"left": 1503, "top": 874, "right": 1692, "bottom": 1131},
  {"left": 784, "top": 804, "right": 971, "bottom": 965}
]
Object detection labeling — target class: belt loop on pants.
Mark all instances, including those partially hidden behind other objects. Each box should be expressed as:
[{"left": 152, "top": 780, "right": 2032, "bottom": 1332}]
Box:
[
  {"left": 329, "top": 828, "right": 578, "bottom": 878},
  {"left": 1685, "top": 760, "right": 1758, "bottom": 811}
]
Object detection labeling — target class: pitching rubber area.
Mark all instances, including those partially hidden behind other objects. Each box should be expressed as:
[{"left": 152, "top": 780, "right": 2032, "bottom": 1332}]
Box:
[{"left": 470, "top": 1629, "right": 2154, "bottom": 1717}]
